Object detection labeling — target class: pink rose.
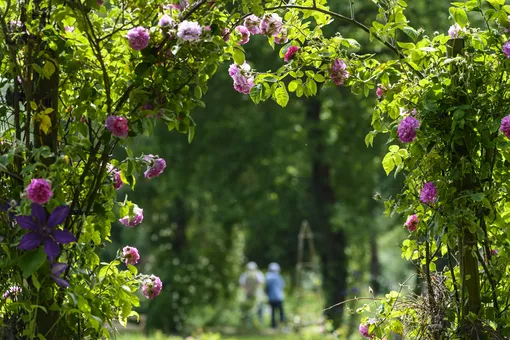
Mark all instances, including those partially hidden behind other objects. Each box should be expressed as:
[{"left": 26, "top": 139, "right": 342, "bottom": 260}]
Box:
[
  {"left": 119, "top": 206, "right": 144, "bottom": 227},
  {"left": 105, "top": 115, "right": 129, "bottom": 138},
  {"left": 284, "top": 46, "right": 299, "bottom": 63},
  {"left": 26, "top": 179, "right": 53, "bottom": 205},
  {"left": 142, "top": 275, "right": 163, "bottom": 299},
  {"left": 122, "top": 246, "right": 140, "bottom": 266},
  {"left": 126, "top": 27, "right": 150, "bottom": 50}
]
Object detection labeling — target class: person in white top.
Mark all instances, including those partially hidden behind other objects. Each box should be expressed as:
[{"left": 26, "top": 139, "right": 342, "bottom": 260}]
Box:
[{"left": 239, "top": 261, "right": 265, "bottom": 323}]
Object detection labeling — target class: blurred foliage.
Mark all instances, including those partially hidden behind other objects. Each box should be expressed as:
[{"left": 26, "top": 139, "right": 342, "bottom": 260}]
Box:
[{"left": 110, "top": 0, "right": 452, "bottom": 335}]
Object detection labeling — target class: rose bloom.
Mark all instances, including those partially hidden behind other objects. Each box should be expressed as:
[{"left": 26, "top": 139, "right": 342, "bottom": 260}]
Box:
[
  {"left": 405, "top": 214, "right": 419, "bottom": 232},
  {"left": 503, "top": 41, "right": 510, "bottom": 58},
  {"left": 177, "top": 21, "right": 202, "bottom": 42},
  {"left": 274, "top": 28, "right": 288, "bottom": 44},
  {"left": 398, "top": 116, "right": 420, "bottom": 143},
  {"left": 119, "top": 206, "right": 144, "bottom": 227},
  {"left": 448, "top": 24, "right": 465, "bottom": 38},
  {"left": 260, "top": 13, "right": 283, "bottom": 36},
  {"left": 113, "top": 170, "right": 123, "bottom": 190},
  {"left": 144, "top": 157, "right": 167, "bottom": 179},
  {"left": 228, "top": 63, "right": 254, "bottom": 94},
  {"left": 500, "top": 114, "right": 510, "bottom": 138},
  {"left": 235, "top": 26, "right": 250, "bottom": 45},
  {"left": 26, "top": 178, "right": 53, "bottom": 205},
  {"left": 105, "top": 115, "right": 129, "bottom": 138},
  {"left": 244, "top": 15, "right": 261, "bottom": 35},
  {"left": 126, "top": 26, "right": 150, "bottom": 50},
  {"left": 420, "top": 182, "right": 438, "bottom": 204},
  {"left": 359, "top": 324, "right": 371, "bottom": 338},
  {"left": 376, "top": 86, "right": 386, "bottom": 98},
  {"left": 158, "top": 14, "right": 174, "bottom": 28},
  {"left": 284, "top": 46, "right": 299, "bottom": 63},
  {"left": 122, "top": 246, "right": 140, "bottom": 265},
  {"left": 142, "top": 275, "right": 163, "bottom": 299},
  {"left": 330, "top": 59, "right": 349, "bottom": 86}
]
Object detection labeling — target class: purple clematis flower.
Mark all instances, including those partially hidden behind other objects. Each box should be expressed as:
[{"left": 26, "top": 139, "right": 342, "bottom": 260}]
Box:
[
  {"left": 50, "top": 262, "right": 69, "bottom": 288},
  {"left": 16, "top": 204, "right": 76, "bottom": 258},
  {"left": 1, "top": 199, "right": 18, "bottom": 220}
]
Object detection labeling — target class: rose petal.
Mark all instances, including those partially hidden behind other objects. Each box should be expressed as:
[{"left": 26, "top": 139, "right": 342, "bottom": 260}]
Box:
[{"left": 18, "top": 233, "right": 42, "bottom": 250}]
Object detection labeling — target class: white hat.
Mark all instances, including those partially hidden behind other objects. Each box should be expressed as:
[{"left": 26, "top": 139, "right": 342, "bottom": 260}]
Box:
[
  {"left": 246, "top": 261, "right": 258, "bottom": 270},
  {"left": 268, "top": 262, "right": 280, "bottom": 272}
]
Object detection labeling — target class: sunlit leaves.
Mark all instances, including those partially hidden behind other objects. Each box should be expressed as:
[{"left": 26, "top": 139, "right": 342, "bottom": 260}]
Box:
[
  {"left": 382, "top": 145, "right": 408, "bottom": 176},
  {"left": 274, "top": 83, "right": 289, "bottom": 107},
  {"left": 449, "top": 7, "right": 468, "bottom": 27}
]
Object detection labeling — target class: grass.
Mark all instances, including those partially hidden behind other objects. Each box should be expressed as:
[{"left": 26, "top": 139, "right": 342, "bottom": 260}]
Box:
[
  {"left": 115, "top": 331, "right": 329, "bottom": 340},
  {"left": 113, "top": 290, "right": 365, "bottom": 340}
]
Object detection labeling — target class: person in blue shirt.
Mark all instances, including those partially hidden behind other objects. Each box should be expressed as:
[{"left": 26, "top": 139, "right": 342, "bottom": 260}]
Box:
[{"left": 265, "top": 262, "right": 285, "bottom": 328}]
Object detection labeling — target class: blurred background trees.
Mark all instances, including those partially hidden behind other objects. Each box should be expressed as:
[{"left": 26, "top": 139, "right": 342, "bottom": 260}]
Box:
[{"left": 106, "top": 0, "right": 451, "bottom": 337}]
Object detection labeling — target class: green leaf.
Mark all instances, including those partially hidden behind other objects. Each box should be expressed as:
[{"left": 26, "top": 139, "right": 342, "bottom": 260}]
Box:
[
  {"left": 233, "top": 48, "right": 245, "bottom": 65},
  {"left": 288, "top": 80, "right": 300, "bottom": 92},
  {"left": 365, "top": 131, "right": 377, "bottom": 147},
  {"left": 194, "top": 86, "right": 202, "bottom": 99},
  {"left": 382, "top": 152, "right": 395, "bottom": 176},
  {"left": 78, "top": 296, "right": 91, "bottom": 314},
  {"left": 313, "top": 74, "right": 325, "bottom": 82},
  {"left": 274, "top": 85, "right": 289, "bottom": 108},
  {"left": 306, "top": 79, "right": 317, "bottom": 96},
  {"left": 470, "top": 193, "right": 485, "bottom": 201},
  {"left": 250, "top": 84, "right": 263, "bottom": 104},
  {"left": 77, "top": 123, "right": 88, "bottom": 138},
  {"left": 449, "top": 7, "right": 468, "bottom": 27},
  {"left": 19, "top": 247, "right": 47, "bottom": 278},
  {"left": 392, "top": 153, "right": 402, "bottom": 166},
  {"left": 389, "top": 145, "right": 399, "bottom": 153},
  {"left": 487, "top": 0, "right": 504, "bottom": 7},
  {"left": 188, "top": 126, "right": 195, "bottom": 144},
  {"left": 127, "top": 264, "right": 138, "bottom": 275},
  {"left": 402, "top": 26, "right": 420, "bottom": 41},
  {"left": 134, "top": 62, "right": 149, "bottom": 76},
  {"left": 41, "top": 62, "right": 56, "bottom": 79},
  {"left": 32, "top": 273, "right": 41, "bottom": 291}
]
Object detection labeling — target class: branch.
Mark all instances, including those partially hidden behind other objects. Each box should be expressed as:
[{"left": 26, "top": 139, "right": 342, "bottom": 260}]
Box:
[
  {"left": 475, "top": 249, "right": 500, "bottom": 318},
  {"left": 115, "top": 0, "right": 209, "bottom": 113},
  {"left": 322, "top": 297, "right": 383, "bottom": 312},
  {"left": 82, "top": 11, "right": 112, "bottom": 114},
  {"left": 154, "top": 0, "right": 209, "bottom": 53},
  {"left": 264, "top": 4, "right": 405, "bottom": 59}
]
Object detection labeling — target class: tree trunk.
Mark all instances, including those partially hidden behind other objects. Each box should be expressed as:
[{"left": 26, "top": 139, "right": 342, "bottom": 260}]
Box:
[
  {"left": 448, "top": 39, "right": 483, "bottom": 339},
  {"left": 369, "top": 234, "right": 381, "bottom": 294},
  {"left": 32, "top": 2, "right": 60, "bottom": 336},
  {"left": 305, "top": 98, "right": 347, "bottom": 327}
]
